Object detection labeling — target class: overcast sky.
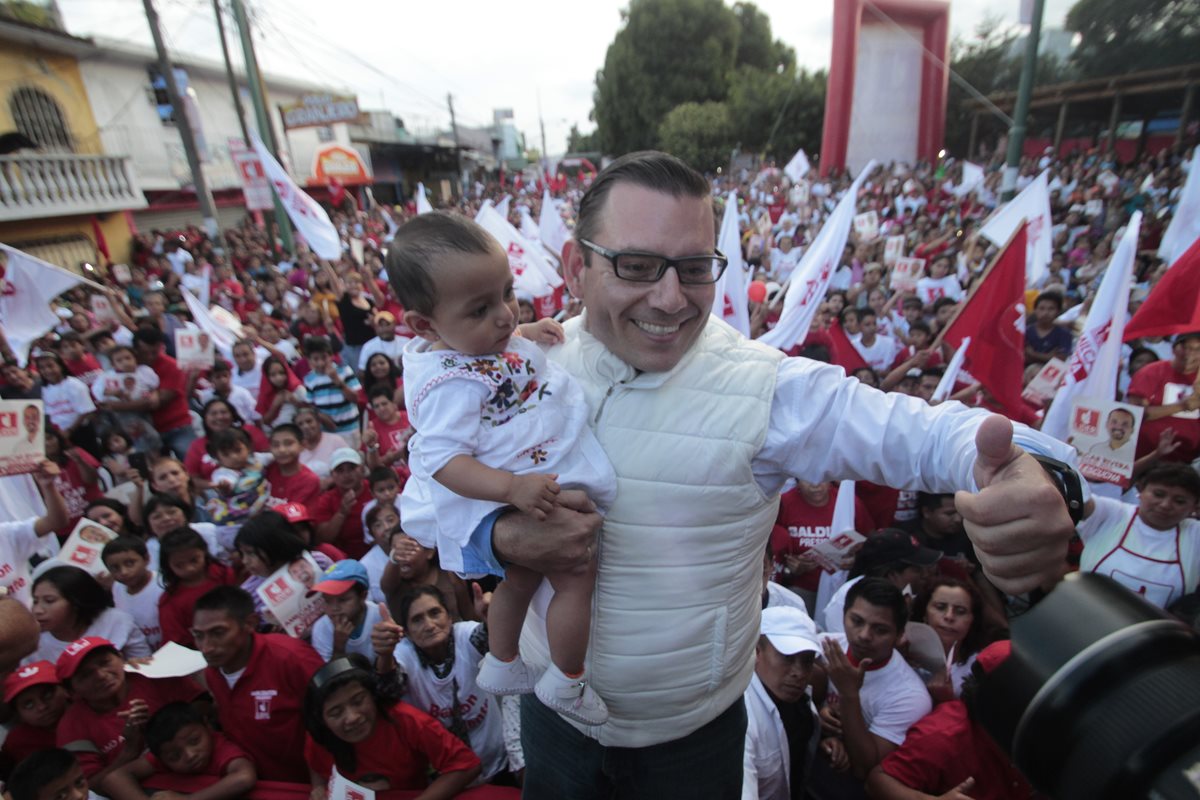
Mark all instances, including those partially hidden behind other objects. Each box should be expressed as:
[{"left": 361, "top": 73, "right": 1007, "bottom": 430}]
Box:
[{"left": 58, "top": 0, "right": 1078, "bottom": 154}]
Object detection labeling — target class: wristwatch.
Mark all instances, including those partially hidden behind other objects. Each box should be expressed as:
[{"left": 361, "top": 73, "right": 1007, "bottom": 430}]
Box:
[{"left": 1032, "top": 454, "right": 1085, "bottom": 526}]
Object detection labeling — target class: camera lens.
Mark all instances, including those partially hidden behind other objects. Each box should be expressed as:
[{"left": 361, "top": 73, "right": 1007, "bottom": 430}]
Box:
[{"left": 974, "top": 573, "right": 1200, "bottom": 800}]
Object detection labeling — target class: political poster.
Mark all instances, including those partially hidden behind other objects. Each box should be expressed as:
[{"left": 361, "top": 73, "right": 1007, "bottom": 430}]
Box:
[
  {"left": 174, "top": 328, "right": 214, "bottom": 371},
  {"left": 853, "top": 211, "right": 879, "bottom": 241},
  {"left": 883, "top": 235, "right": 906, "bottom": 265},
  {"left": 0, "top": 399, "right": 44, "bottom": 476},
  {"left": 328, "top": 768, "right": 375, "bottom": 800},
  {"left": 810, "top": 529, "right": 867, "bottom": 574},
  {"left": 1070, "top": 399, "right": 1144, "bottom": 485},
  {"left": 890, "top": 257, "right": 925, "bottom": 293},
  {"left": 57, "top": 518, "right": 119, "bottom": 576},
  {"left": 91, "top": 293, "right": 116, "bottom": 324},
  {"left": 255, "top": 553, "right": 325, "bottom": 637},
  {"left": 1021, "top": 358, "right": 1068, "bottom": 407}
]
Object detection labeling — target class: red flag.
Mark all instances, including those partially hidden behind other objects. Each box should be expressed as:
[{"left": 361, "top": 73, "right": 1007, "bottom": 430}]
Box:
[
  {"left": 935, "top": 223, "right": 1028, "bottom": 416},
  {"left": 828, "top": 319, "right": 869, "bottom": 373},
  {"left": 1124, "top": 236, "right": 1200, "bottom": 340},
  {"left": 90, "top": 217, "right": 110, "bottom": 262}
]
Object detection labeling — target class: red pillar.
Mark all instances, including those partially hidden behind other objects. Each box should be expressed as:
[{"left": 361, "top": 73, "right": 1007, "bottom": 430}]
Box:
[{"left": 820, "top": 0, "right": 863, "bottom": 177}]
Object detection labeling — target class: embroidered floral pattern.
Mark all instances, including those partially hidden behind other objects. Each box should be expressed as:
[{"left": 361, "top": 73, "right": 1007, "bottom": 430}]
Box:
[{"left": 428, "top": 349, "right": 551, "bottom": 427}]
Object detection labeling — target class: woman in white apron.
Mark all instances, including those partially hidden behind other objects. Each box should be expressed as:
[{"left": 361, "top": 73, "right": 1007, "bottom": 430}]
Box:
[{"left": 1078, "top": 463, "right": 1200, "bottom": 608}]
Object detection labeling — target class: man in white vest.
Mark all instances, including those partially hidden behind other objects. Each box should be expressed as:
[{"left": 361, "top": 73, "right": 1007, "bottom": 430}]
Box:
[{"left": 415, "top": 152, "right": 1077, "bottom": 798}]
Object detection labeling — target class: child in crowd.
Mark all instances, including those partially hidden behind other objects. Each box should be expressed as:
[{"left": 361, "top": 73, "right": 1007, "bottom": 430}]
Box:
[
  {"left": 204, "top": 429, "right": 271, "bottom": 524},
  {"left": 34, "top": 351, "right": 96, "bottom": 436},
  {"left": 0, "top": 662, "right": 70, "bottom": 769},
  {"left": 59, "top": 332, "right": 103, "bottom": 385},
  {"left": 89, "top": 344, "right": 160, "bottom": 452},
  {"left": 102, "top": 537, "right": 165, "bottom": 651},
  {"left": 263, "top": 423, "right": 321, "bottom": 506},
  {"left": 103, "top": 702, "right": 255, "bottom": 800},
  {"left": 157, "top": 527, "right": 234, "bottom": 648},
  {"left": 363, "top": 384, "right": 413, "bottom": 479},
  {"left": 196, "top": 360, "right": 259, "bottom": 425},
  {"left": 302, "top": 336, "right": 361, "bottom": 438},
  {"left": 308, "top": 560, "right": 382, "bottom": 661},
  {"left": 359, "top": 466, "right": 401, "bottom": 550},
  {"left": 7, "top": 749, "right": 91, "bottom": 800},
  {"left": 361, "top": 502, "right": 397, "bottom": 604},
  {"left": 99, "top": 430, "right": 138, "bottom": 486},
  {"left": 256, "top": 356, "right": 307, "bottom": 429},
  {"left": 148, "top": 457, "right": 212, "bottom": 524},
  {"left": 390, "top": 213, "right": 617, "bottom": 724}
]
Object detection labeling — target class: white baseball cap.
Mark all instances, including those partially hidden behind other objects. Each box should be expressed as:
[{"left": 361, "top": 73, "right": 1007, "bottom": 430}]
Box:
[{"left": 760, "top": 606, "right": 820, "bottom": 655}]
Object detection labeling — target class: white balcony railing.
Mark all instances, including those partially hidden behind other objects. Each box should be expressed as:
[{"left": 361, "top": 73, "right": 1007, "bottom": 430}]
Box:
[{"left": 0, "top": 153, "right": 146, "bottom": 222}]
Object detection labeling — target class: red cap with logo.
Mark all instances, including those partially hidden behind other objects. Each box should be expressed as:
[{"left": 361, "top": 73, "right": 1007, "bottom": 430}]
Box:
[
  {"left": 3, "top": 660, "right": 59, "bottom": 703},
  {"left": 55, "top": 637, "right": 118, "bottom": 682},
  {"left": 276, "top": 502, "right": 312, "bottom": 524}
]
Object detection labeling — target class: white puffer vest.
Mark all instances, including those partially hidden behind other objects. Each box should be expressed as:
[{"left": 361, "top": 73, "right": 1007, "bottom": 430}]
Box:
[{"left": 519, "top": 314, "right": 783, "bottom": 746}]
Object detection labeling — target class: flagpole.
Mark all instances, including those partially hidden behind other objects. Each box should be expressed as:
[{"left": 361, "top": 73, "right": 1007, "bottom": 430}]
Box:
[{"left": 929, "top": 223, "right": 1025, "bottom": 352}]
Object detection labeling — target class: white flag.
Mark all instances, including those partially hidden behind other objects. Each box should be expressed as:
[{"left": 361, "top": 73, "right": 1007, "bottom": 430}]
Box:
[
  {"left": 181, "top": 287, "right": 242, "bottom": 361},
  {"left": 539, "top": 188, "right": 571, "bottom": 260},
  {"left": 518, "top": 206, "right": 540, "bottom": 242},
  {"left": 415, "top": 182, "right": 433, "bottom": 215},
  {"left": 0, "top": 244, "right": 93, "bottom": 364},
  {"left": 714, "top": 191, "right": 750, "bottom": 336},
  {"left": 1042, "top": 211, "right": 1141, "bottom": 441},
  {"left": 814, "top": 479, "right": 856, "bottom": 623},
  {"left": 494, "top": 195, "right": 511, "bottom": 220},
  {"left": 758, "top": 161, "right": 877, "bottom": 350},
  {"left": 980, "top": 169, "right": 1053, "bottom": 286},
  {"left": 250, "top": 135, "right": 341, "bottom": 261},
  {"left": 932, "top": 337, "right": 970, "bottom": 403},
  {"left": 954, "top": 162, "right": 985, "bottom": 198},
  {"left": 380, "top": 205, "right": 400, "bottom": 241},
  {"left": 474, "top": 204, "right": 563, "bottom": 298},
  {"left": 1158, "top": 148, "right": 1200, "bottom": 266},
  {"left": 784, "top": 148, "right": 811, "bottom": 182}
]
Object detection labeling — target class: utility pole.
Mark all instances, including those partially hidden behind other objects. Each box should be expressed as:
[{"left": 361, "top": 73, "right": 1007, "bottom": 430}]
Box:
[
  {"left": 447, "top": 93, "right": 463, "bottom": 198},
  {"left": 143, "top": 0, "right": 219, "bottom": 239},
  {"left": 212, "top": 0, "right": 250, "bottom": 144},
  {"left": 229, "top": 0, "right": 294, "bottom": 252},
  {"left": 1000, "top": 0, "right": 1046, "bottom": 201},
  {"left": 537, "top": 89, "right": 548, "bottom": 168}
]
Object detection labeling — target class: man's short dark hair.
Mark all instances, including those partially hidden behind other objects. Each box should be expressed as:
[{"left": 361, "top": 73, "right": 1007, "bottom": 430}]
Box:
[
  {"left": 368, "top": 466, "right": 398, "bottom": 487},
  {"left": 210, "top": 428, "right": 251, "bottom": 456},
  {"left": 210, "top": 360, "right": 231, "bottom": 375},
  {"left": 909, "top": 320, "right": 931, "bottom": 337},
  {"left": 859, "top": 308, "right": 877, "bottom": 322},
  {"left": 304, "top": 335, "right": 333, "bottom": 356},
  {"left": 133, "top": 326, "right": 166, "bottom": 348},
  {"left": 931, "top": 297, "right": 958, "bottom": 314},
  {"left": 385, "top": 212, "right": 500, "bottom": 317},
  {"left": 574, "top": 151, "right": 711, "bottom": 250},
  {"left": 1035, "top": 290, "right": 1064, "bottom": 311},
  {"left": 102, "top": 536, "right": 149, "bottom": 563},
  {"left": 845, "top": 577, "right": 908, "bottom": 631},
  {"left": 917, "top": 492, "right": 955, "bottom": 514},
  {"left": 902, "top": 296, "right": 924, "bottom": 311},
  {"left": 8, "top": 749, "right": 80, "bottom": 800},
  {"left": 269, "top": 423, "right": 302, "bottom": 443},
  {"left": 1136, "top": 463, "right": 1200, "bottom": 500},
  {"left": 367, "top": 384, "right": 395, "bottom": 403},
  {"left": 145, "top": 702, "right": 207, "bottom": 759},
  {"left": 194, "top": 585, "right": 256, "bottom": 621}
]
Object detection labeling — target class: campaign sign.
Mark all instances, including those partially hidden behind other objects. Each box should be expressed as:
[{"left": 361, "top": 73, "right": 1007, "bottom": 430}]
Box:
[
  {"left": 328, "top": 768, "right": 375, "bottom": 800},
  {"left": 889, "top": 257, "right": 925, "bottom": 293},
  {"left": 1071, "top": 399, "right": 1144, "bottom": 485},
  {"left": 1021, "top": 358, "right": 1067, "bottom": 407},
  {"left": 810, "top": 529, "right": 867, "bottom": 574},
  {"left": 883, "top": 235, "right": 906, "bottom": 265},
  {"left": 0, "top": 400, "right": 44, "bottom": 476},
  {"left": 174, "top": 328, "right": 214, "bottom": 371},
  {"left": 57, "top": 518, "right": 119, "bottom": 576},
  {"left": 255, "top": 552, "right": 325, "bottom": 637},
  {"left": 853, "top": 211, "right": 880, "bottom": 241}
]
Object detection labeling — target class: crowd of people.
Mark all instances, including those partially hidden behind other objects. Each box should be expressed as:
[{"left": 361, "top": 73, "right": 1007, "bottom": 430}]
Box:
[{"left": 0, "top": 137, "right": 1195, "bottom": 800}]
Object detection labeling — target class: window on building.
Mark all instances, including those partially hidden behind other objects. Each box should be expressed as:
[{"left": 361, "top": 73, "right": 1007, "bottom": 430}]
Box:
[
  {"left": 317, "top": 126, "right": 334, "bottom": 142},
  {"left": 8, "top": 87, "right": 74, "bottom": 152}
]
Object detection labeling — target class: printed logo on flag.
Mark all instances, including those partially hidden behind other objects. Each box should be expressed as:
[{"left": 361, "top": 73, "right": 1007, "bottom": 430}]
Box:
[{"left": 1073, "top": 407, "right": 1100, "bottom": 437}]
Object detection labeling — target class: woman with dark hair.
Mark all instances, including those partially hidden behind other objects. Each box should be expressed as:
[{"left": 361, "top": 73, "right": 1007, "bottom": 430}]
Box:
[
  {"left": 157, "top": 527, "right": 234, "bottom": 648},
  {"left": 141, "top": 493, "right": 230, "bottom": 570},
  {"left": 910, "top": 576, "right": 995, "bottom": 700},
  {"left": 235, "top": 511, "right": 334, "bottom": 619},
  {"left": 183, "top": 398, "right": 271, "bottom": 487},
  {"left": 371, "top": 585, "right": 511, "bottom": 785},
  {"left": 360, "top": 352, "right": 404, "bottom": 410},
  {"left": 84, "top": 498, "right": 141, "bottom": 538},
  {"left": 295, "top": 404, "right": 351, "bottom": 479},
  {"left": 256, "top": 355, "right": 307, "bottom": 429},
  {"left": 30, "top": 566, "right": 151, "bottom": 663},
  {"left": 303, "top": 654, "right": 481, "bottom": 798}
]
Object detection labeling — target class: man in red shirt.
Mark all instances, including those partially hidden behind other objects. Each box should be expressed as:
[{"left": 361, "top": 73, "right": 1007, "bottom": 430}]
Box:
[
  {"left": 364, "top": 385, "right": 411, "bottom": 479},
  {"left": 263, "top": 424, "right": 321, "bottom": 506},
  {"left": 1127, "top": 332, "right": 1200, "bottom": 464},
  {"left": 131, "top": 327, "right": 196, "bottom": 459},
  {"left": 312, "top": 448, "right": 373, "bottom": 559},
  {"left": 192, "top": 586, "right": 324, "bottom": 784}
]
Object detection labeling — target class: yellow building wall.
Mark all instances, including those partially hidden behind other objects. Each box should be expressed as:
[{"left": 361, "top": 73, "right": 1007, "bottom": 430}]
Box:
[
  {"left": 0, "top": 212, "right": 133, "bottom": 269},
  {"left": 0, "top": 43, "right": 102, "bottom": 154}
]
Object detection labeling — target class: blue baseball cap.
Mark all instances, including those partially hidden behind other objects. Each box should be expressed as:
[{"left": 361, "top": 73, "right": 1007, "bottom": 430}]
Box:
[{"left": 311, "top": 559, "right": 369, "bottom": 595}]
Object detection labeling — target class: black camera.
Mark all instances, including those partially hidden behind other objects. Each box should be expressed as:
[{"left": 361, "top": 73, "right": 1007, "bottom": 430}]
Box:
[{"left": 975, "top": 572, "right": 1200, "bottom": 800}]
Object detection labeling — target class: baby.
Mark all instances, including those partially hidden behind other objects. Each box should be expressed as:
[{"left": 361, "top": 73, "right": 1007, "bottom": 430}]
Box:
[
  {"left": 90, "top": 344, "right": 161, "bottom": 451},
  {"left": 389, "top": 212, "right": 617, "bottom": 725},
  {"left": 204, "top": 428, "right": 271, "bottom": 524}
]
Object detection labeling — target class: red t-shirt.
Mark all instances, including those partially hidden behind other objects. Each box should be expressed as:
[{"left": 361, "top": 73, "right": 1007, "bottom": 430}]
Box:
[
  {"left": 145, "top": 730, "right": 249, "bottom": 779},
  {"left": 149, "top": 353, "right": 194, "bottom": 433},
  {"left": 185, "top": 425, "right": 272, "bottom": 480},
  {"left": 1127, "top": 360, "right": 1199, "bottom": 463},
  {"left": 56, "top": 673, "right": 203, "bottom": 778},
  {"left": 311, "top": 481, "right": 373, "bottom": 559},
  {"left": 55, "top": 448, "right": 103, "bottom": 538},
  {"left": 880, "top": 700, "right": 1035, "bottom": 800},
  {"left": 64, "top": 354, "right": 103, "bottom": 384},
  {"left": 205, "top": 634, "right": 325, "bottom": 783},
  {"left": 1, "top": 722, "right": 56, "bottom": 764},
  {"left": 770, "top": 484, "right": 875, "bottom": 592},
  {"left": 264, "top": 462, "right": 322, "bottom": 506},
  {"left": 304, "top": 702, "right": 480, "bottom": 789},
  {"left": 159, "top": 563, "right": 236, "bottom": 647}
]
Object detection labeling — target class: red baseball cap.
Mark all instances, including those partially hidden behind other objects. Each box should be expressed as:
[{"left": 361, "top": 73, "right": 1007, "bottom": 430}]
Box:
[
  {"left": 3, "top": 661, "right": 59, "bottom": 703},
  {"left": 277, "top": 502, "right": 312, "bottom": 524},
  {"left": 55, "top": 637, "right": 118, "bottom": 682}
]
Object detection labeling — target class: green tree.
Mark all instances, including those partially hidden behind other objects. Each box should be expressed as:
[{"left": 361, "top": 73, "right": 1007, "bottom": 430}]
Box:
[
  {"left": 731, "top": 2, "right": 795, "bottom": 73},
  {"left": 592, "top": 0, "right": 740, "bottom": 155},
  {"left": 566, "top": 124, "right": 599, "bottom": 153},
  {"left": 657, "top": 101, "right": 734, "bottom": 172},
  {"left": 1066, "top": 0, "right": 1200, "bottom": 78},
  {"left": 726, "top": 64, "right": 825, "bottom": 160}
]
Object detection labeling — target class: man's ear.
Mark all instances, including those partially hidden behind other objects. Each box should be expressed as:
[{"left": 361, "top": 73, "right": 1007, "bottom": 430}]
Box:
[
  {"left": 562, "top": 239, "right": 587, "bottom": 300},
  {"left": 403, "top": 310, "right": 439, "bottom": 343}
]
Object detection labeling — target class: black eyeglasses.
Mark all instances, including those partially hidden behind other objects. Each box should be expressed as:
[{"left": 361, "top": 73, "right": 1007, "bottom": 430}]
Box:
[{"left": 579, "top": 240, "right": 728, "bottom": 285}]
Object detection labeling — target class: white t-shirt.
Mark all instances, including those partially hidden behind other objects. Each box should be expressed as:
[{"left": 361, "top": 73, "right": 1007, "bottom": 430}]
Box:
[
  {"left": 851, "top": 334, "right": 899, "bottom": 373},
  {"left": 300, "top": 432, "right": 351, "bottom": 478},
  {"left": 232, "top": 361, "right": 263, "bottom": 402},
  {"left": 112, "top": 572, "right": 166, "bottom": 651},
  {"left": 916, "top": 275, "right": 964, "bottom": 306},
  {"left": 0, "top": 518, "right": 46, "bottom": 607},
  {"left": 358, "top": 336, "right": 407, "bottom": 371},
  {"left": 360, "top": 545, "right": 389, "bottom": 605},
  {"left": 820, "top": 633, "right": 932, "bottom": 745},
  {"left": 42, "top": 377, "right": 96, "bottom": 430},
  {"left": 33, "top": 607, "right": 152, "bottom": 664},
  {"left": 90, "top": 366, "right": 160, "bottom": 403},
  {"left": 310, "top": 602, "right": 382, "bottom": 661},
  {"left": 167, "top": 248, "right": 194, "bottom": 276}
]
